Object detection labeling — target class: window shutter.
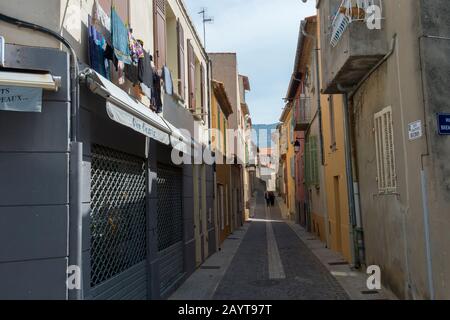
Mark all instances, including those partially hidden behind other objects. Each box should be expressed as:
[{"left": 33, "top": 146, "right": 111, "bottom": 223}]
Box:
[
  {"left": 115, "top": 0, "right": 129, "bottom": 23},
  {"left": 177, "top": 19, "right": 185, "bottom": 100},
  {"left": 374, "top": 106, "right": 397, "bottom": 193},
  {"left": 187, "top": 40, "right": 196, "bottom": 110},
  {"left": 305, "top": 140, "right": 310, "bottom": 185},
  {"left": 312, "top": 136, "right": 319, "bottom": 185},
  {"left": 98, "top": 0, "right": 112, "bottom": 15},
  {"left": 153, "top": 0, "right": 166, "bottom": 69},
  {"left": 200, "top": 64, "right": 205, "bottom": 117}
]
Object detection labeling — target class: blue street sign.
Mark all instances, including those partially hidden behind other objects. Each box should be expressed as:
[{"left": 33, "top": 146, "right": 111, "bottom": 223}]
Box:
[{"left": 438, "top": 113, "right": 450, "bottom": 135}]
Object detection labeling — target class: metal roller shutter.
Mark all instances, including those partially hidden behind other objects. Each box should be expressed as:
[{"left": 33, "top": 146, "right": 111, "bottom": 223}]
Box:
[
  {"left": 90, "top": 145, "right": 148, "bottom": 300},
  {"left": 157, "top": 164, "right": 184, "bottom": 296}
]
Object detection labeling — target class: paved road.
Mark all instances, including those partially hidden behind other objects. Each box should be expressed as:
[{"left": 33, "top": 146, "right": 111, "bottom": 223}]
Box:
[{"left": 212, "top": 191, "right": 349, "bottom": 300}]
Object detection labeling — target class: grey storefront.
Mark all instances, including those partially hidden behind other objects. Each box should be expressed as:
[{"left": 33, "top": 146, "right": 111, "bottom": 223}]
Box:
[{"left": 0, "top": 44, "right": 199, "bottom": 300}]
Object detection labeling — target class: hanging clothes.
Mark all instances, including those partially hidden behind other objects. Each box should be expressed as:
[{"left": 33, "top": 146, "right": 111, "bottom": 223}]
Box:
[
  {"left": 111, "top": 8, "right": 131, "bottom": 65},
  {"left": 92, "top": 0, "right": 111, "bottom": 45},
  {"left": 128, "top": 32, "right": 144, "bottom": 64},
  {"left": 138, "top": 51, "right": 154, "bottom": 101},
  {"left": 125, "top": 63, "right": 139, "bottom": 85},
  {"left": 162, "top": 66, "right": 174, "bottom": 96},
  {"left": 140, "top": 83, "right": 152, "bottom": 101},
  {"left": 153, "top": 71, "right": 163, "bottom": 114},
  {"left": 88, "top": 25, "right": 108, "bottom": 78},
  {"left": 125, "top": 32, "right": 144, "bottom": 85}
]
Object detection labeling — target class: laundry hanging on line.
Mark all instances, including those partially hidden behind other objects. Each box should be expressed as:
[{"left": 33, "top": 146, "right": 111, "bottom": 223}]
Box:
[
  {"left": 88, "top": 24, "right": 110, "bottom": 79},
  {"left": 162, "top": 66, "right": 174, "bottom": 96},
  {"left": 111, "top": 8, "right": 132, "bottom": 65},
  {"left": 92, "top": 0, "right": 111, "bottom": 45}
]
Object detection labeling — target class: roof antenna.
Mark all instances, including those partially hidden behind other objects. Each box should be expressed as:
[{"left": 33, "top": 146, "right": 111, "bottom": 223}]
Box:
[{"left": 198, "top": 7, "right": 214, "bottom": 50}]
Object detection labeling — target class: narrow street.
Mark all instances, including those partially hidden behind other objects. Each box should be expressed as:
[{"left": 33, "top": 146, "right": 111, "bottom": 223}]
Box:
[
  {"left": 2, "top": 0, "right": 449, "bottom": 304},
  {"left": 213, "top": 192, "right": 348, "bottom": 300},
  {"left": 172, "top": 190, "right": 349, "bottom": 300}
]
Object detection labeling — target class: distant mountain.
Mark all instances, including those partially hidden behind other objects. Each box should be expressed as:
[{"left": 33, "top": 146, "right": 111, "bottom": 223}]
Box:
[{"left": 252, "top": 123, "right": 279, "bottom": 148}]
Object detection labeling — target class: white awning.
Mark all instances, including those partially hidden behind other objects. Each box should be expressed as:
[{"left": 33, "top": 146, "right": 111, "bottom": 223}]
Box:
[
  {"left": 0, "top": 71, "right": 61, "bottom": 91},
  {"left": 83, "top": 69, "right": 191, "bottom": 150}
]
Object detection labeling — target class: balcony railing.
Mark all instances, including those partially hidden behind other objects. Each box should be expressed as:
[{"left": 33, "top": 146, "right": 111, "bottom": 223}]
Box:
[
  {"left": 331, "top": 0, "right": 383, "bottom": 47},
  {"left": 294, "top": 95, "right": 312, "bottom": 132}
]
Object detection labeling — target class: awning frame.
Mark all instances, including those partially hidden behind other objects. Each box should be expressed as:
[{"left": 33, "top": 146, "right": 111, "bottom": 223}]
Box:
[
  {"left": 0, "top": 69, "right": 61, "bottom": 91},
  {"left": 81, "top": 68, "right": 192, "bottom": 152}
]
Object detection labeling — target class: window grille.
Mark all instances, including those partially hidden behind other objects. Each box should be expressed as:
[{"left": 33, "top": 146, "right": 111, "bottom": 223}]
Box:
[{"left": 374, "top": 106, "right": 397, "bottom": 193}]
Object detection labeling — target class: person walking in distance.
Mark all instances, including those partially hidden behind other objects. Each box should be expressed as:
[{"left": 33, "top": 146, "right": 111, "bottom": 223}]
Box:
[
  {"left": 269, "top": 191, "right": 275, "bottom": 207},
  {"left": 264, "top": 191, "right": 271, "bottom": 208}
]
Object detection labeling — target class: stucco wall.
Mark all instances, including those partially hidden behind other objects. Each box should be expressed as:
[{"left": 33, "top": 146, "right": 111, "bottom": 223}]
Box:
[
  {"left": 418, "top": 0, "right": 450, "bottom": 300},
  {"left": 351, "top": 0, "right": 432, "bottom": 299}
]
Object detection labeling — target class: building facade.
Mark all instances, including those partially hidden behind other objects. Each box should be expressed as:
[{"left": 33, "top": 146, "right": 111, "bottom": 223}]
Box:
[
  {"left": 209, "top": 53, "right": 247, "bottom": 231},
  {"left": 318, "top": 0, "right": 450, "bottom": 299},
  {"left": 0, "top": 0, "right": 225, "bottom": 300},
  {"left": 211, "top": 80, "right": 234, "bottom": 246},
  {"left": 278, "top": 106, "right": 296, "bottom": 220}
]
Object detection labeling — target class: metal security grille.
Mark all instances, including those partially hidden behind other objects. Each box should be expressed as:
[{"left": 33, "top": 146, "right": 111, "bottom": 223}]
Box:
[
  {"left": 157, "top": 165, "right": 183, "bottom": 252},
  {"left": 90, "top": 145, "right": 147, "bottom": 288}
]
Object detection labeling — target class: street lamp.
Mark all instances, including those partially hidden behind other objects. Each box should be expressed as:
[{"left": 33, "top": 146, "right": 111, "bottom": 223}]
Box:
[{"left": 294, "top": 140, "right": 301, "bottom": 154}]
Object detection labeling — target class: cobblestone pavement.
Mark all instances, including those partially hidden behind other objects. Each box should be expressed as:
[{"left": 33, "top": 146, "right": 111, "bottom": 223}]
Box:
[{"left": 212, "top": 192, "right": 349, "bottom": 300}]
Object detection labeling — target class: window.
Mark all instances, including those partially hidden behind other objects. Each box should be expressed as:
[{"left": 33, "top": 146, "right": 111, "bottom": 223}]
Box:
[
  {"left": 374, "top": 106, "right": 397, "bottom": 193},
  {"left": 290, "top": 156, "right": 295, "bottom": 179},
  {"left": 217, "top": 110, "right": 221, "bottom": 151},
  {"left": 224, "top": 117, "right": 227, "bottom": 156},
  {"left": 305, "top": 136, "right": 319, "bottom": 186}
]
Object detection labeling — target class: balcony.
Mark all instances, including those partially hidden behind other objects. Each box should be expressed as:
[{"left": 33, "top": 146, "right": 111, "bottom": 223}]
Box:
[
  {"left": 320, "top": 0, "right": 388, "bottom": 94},
  {"left": 295, "top": 96, "right": 312, "bottom": 132}
]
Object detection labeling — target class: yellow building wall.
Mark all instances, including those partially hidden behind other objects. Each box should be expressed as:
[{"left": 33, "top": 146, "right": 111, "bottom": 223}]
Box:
[
  {"left": 314, "top": 12, "right": 352, "bottom": 262},
  {"left": 211, "top": 93, "right": 232, "bottom": 244},
  {"left": 321, "top": 93, "right": 352, "bottom": 262},
  {"left": 311, "top": 213, "right": 327, "bottom": 243}
]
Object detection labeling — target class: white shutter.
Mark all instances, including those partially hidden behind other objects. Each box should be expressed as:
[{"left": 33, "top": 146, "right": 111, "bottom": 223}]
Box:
[{"left": 374, "top": 106, "right": 397, "bottom": 193}]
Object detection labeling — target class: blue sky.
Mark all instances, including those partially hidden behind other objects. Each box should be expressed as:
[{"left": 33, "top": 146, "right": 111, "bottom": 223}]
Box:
[{"left": 184, "top": 0, "right": 316, "bottom": 125}]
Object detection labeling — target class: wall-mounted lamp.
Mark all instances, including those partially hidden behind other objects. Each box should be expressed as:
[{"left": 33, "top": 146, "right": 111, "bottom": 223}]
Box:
[{"left": 294, "top": 140, "right": 301, "bottom": 154}]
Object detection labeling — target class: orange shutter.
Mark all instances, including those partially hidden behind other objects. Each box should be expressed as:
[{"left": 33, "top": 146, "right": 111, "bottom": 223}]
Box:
[
  {"left": 177, "top": 19, "right": 185, "bottom": 99},
  {"left": 98, "top": 0, "right": 112, "bottom": 15},
  {"left": 99, "top": 0, "right": 128, "bottom": 22},
  {"left": 116, "top": 0, "right": 129, "bottom": 23},
  {"left": 187, "top": 40, "right": 196, "bottom": 110},
  {"left": 153, "top": 0, "right": 166, "bottom": 69},
  {"left": 200, "top": 64, "right": 205, "bottom": 117}
]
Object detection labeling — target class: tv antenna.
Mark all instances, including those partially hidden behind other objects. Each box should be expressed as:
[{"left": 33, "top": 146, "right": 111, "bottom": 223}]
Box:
[{"left": 198, "top": 7, "right": 214, "bottom": 50}]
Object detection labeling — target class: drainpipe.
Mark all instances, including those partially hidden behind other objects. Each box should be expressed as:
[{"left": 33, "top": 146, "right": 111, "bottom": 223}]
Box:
[
  {"left": 338, "top": 91, "right": 359, "bottom": 268},
  {"left": 0, "top": 14, "right": 82, "bottom": 299}
]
